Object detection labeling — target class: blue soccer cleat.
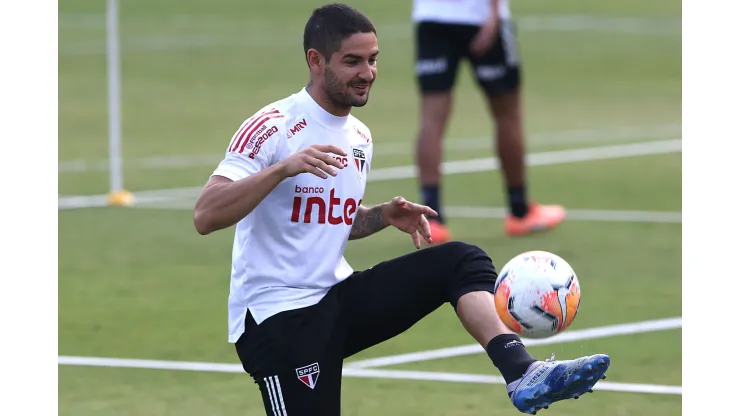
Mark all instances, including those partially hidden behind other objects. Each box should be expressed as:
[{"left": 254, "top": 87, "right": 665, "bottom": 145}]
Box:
[{"left": 507, "top": 353, "right": 611, "bottom": 415}]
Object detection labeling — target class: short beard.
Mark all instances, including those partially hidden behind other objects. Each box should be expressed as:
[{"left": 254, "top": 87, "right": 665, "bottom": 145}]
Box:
[{"left": 323, "top": 66, "right": 369, "bottom": 108}]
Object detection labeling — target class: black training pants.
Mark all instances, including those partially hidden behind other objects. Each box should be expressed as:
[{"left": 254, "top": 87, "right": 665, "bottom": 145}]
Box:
[{"left": 235, "top": 241, "right": 499, "bottom": 415}]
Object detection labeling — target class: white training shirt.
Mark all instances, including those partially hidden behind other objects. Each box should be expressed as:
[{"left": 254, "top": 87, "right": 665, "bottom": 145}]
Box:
[
  {"left": 211, "top": 87, "right": 374, "bottom": 343},
  {"left": 412, "top": 0, "right": 511, "bottom": 25}
]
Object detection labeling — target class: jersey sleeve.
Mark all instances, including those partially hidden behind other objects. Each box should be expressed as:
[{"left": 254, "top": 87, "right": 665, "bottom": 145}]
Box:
[
  {"left": 365, "top": 142, "right": 374, "bottom": 174},
  {"left": 211, "top": 109, "right": 286, "bottom": 181}
]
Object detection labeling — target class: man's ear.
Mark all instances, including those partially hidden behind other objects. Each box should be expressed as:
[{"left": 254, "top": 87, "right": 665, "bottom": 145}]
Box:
[{"left": 306, "top": 49, "right": 326, "bottom": 71}]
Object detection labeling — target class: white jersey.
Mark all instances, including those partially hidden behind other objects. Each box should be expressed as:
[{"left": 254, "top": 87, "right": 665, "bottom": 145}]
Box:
[
  {"left": 412, "top": 0, "right": 511, "bottom": 25},
  {"left": 212, "top": 88, "right": 374, "bottom": 343}
]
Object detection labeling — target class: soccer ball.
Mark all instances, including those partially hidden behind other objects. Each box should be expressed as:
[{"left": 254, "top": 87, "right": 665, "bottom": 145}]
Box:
[{"left": 493, "top": 250, "right": 581, "bottom": 339}]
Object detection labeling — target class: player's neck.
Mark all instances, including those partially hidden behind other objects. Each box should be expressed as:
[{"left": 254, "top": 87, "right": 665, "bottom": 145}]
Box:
[{"left": 306, "top": 82, "right": 351, "bottom": 118}]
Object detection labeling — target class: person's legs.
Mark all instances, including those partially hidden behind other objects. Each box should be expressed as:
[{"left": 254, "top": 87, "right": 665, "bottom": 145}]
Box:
[
  {"left": 486, "top": 86, "right": 566, "bottom": 237},
  {"left": 469, "top": 19, "right": 566, "bottom": 236},
  {"left": 413, "top": 21, "right": 463, "bottom": 243},
  {"left": 340, "top": 242, "right": 535, "bottom": 380},
  {"left": 487, "top": 89, "right": 527, "bottom": 215},
  {"left": 235, "top": 298, "right": 346, "bottom": 416},
  {"left": 416, "top": 91, "right": 453, "bottom": 221},
  {"left": 340, "top": 242, "right": 610, "bottom": 414}
]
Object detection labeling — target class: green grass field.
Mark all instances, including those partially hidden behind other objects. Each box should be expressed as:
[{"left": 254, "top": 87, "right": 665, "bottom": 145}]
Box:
[{"left": 58, "top": 0, "right": 682, "bottom": 414}]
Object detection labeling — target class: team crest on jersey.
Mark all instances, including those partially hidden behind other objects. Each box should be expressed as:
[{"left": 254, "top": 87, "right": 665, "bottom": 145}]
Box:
[
  {"left": 296, "top": 363, "right": 320, "bottom": 389},
  {"left": 352, "top": 147, "right": 367, "bottom": 180}
]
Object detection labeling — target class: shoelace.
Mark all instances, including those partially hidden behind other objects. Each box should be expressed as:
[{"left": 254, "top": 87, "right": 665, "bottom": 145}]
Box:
[
  {"left": 522, "top": 354, "right": 558, "bottom": 387},
  {"left": 511, "top": 353, "right": 560, "bottom": 393}
]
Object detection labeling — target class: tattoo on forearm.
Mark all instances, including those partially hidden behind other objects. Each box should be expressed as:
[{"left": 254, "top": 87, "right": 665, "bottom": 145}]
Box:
[{"left": 349, "top": 205, "right": 387, "bottom": 240}]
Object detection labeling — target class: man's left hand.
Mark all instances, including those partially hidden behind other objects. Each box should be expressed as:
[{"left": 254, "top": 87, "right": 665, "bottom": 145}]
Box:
[{"left": 381, "top": 196, "right": 438, "bottom": 249}]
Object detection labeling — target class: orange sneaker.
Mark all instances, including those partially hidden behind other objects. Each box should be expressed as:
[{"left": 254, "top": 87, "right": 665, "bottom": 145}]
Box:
[
  {"left": 504, "top": 203, "right": 566, "bottom": 237},
  {"left": 428, "top": 220, "right": 453, "bottom": 244}
]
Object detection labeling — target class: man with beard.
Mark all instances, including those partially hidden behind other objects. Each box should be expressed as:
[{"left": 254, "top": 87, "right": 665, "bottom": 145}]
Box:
[{"left": 193, "top": 4, "right": 610, "bottom": 415}]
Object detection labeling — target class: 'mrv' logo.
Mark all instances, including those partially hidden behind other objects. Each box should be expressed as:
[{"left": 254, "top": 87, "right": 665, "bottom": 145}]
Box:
[
  {"left": 354, "top": 127, "right": 370, "bottom": 143},
  {"left": 291, "top": 186, "right": 361, "bottom": 225},
  {"left": 287, "top": 118, "right": 307, "bottom": 139}
]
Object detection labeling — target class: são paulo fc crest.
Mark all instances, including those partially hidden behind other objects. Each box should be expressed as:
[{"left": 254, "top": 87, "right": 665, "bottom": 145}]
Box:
[
  {"left": 352, "top": 147, "right": 367, "bottom": 180},
  {"left": 296, "top": 362, "right": 320, "bottom": 389}
]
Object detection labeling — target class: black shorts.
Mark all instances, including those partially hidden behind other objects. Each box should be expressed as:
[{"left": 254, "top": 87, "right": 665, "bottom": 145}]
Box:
[
  {"left": 234, "top": 242, "right": 498, "bottom": 416},
  {"left": 414, "top": 20, "right": 521, "bottom": 96}
]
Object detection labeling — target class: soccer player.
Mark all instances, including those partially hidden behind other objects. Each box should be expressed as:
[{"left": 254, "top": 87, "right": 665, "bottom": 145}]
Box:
[
  {"left": 193, "top": 4, "right": 609, "bottom": 415},
  {"left": 411, "top": 0, "right": 565, "bottom": 241}
]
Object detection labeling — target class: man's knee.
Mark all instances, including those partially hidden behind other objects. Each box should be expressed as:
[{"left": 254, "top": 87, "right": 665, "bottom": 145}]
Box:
[
  {"left": 434, "top": 241, "right": 498, "bottom": 288},
  {"left": 436, "top": 241, "right": 490, "bottom": 260},
  {"left": 419, "top": 93, "right": 453, "bottom": 127},
  {"left": 488, "top": 89, "right": 521, "bottom": 121}
]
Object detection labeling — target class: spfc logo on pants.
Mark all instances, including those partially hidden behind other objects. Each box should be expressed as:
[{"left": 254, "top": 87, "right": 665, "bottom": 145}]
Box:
[
  {"left": 296, "top": 362, "right": 320, "bottom": 389},
  {"left": 352, "top": 147, "right": 366, "bottom": 180}
]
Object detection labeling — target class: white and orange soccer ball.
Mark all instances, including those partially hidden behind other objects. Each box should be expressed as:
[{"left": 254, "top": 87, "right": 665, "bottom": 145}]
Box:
[{"left": 493, "top": 250, "right": 581, "bottom": 339}]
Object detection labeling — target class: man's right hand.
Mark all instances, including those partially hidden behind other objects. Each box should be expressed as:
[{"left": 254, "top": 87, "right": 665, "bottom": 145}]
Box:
[{"left": 277, "top": 144, "right": 348, "bottom": 179}]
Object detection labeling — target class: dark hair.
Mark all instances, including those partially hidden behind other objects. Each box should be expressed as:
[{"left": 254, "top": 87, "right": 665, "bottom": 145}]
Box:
[{"left": 303, "top": 3, "right": 376, "bottom": 63}]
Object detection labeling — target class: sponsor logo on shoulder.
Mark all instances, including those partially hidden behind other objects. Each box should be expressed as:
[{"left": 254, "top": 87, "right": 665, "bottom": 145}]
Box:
[{"left": 287, "top": 118, "right": 307, "bottom": 139}]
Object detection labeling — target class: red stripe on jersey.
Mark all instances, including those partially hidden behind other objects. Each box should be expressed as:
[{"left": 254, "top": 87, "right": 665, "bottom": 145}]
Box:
[
  {"left": 229, "top": 109, "right": 281, "bottom": 152},
  {"left": 228, "top": 115, "right": 261, "bottom": 152},
  {"left": 236, "top": 114, "right": 284, "bottom": 154}
]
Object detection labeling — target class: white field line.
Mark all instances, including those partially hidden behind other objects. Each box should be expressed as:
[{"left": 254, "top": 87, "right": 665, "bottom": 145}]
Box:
[
  {"left": 58, "top": 355, "right": 244, "bottom": 373},
  {"left": 60, "top": 13, "right": 681, "bottom": 34},
  {"left": 344, "top": 317, "right": 682, "bottom": 369},
  {"left": 59, "top": 15, "right": 680, "bottom": 57},
  {"left": 372, "top": 123, "right": 679, "bottom": 156},
  {"left": 57, "top": 317, "right": 682, "bottom": 395},
  {"left": 446, "top": 206, "right": 681, "bottom": 224},
  {"left": 515, "top": 15, "right": 680, "bottom": 36},
  {"left": 58, "top": 139, "right": 682, "bottom": 210},
  {"left": 341, "top": 369, "right": 682, "bottom": 396},
  {"left": 129, "top": 197, "right": 681, "bottom": 225},
  {"left": 56, "top": 355, "right": 681, "bottom": 395},
  {"left": 370, "top": 139, "right": 681, "bottom": 182},
  {"left": 58, "top": 124, "right": 681, "bottom": 173}
]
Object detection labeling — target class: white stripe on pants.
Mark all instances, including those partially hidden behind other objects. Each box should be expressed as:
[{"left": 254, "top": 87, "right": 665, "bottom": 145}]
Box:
[{"left": 264, "top": 375, "right": 287, "bottom": 415}]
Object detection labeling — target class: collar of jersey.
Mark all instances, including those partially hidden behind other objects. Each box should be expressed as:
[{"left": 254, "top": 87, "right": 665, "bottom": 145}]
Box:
[{"left": 298, "top": 87, "right": 350, "bottom": 129}]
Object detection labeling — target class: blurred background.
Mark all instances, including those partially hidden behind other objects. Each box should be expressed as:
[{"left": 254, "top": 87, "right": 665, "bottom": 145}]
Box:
[{"left": 58, "top": 0, "right": 681, "bottom": 414}]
